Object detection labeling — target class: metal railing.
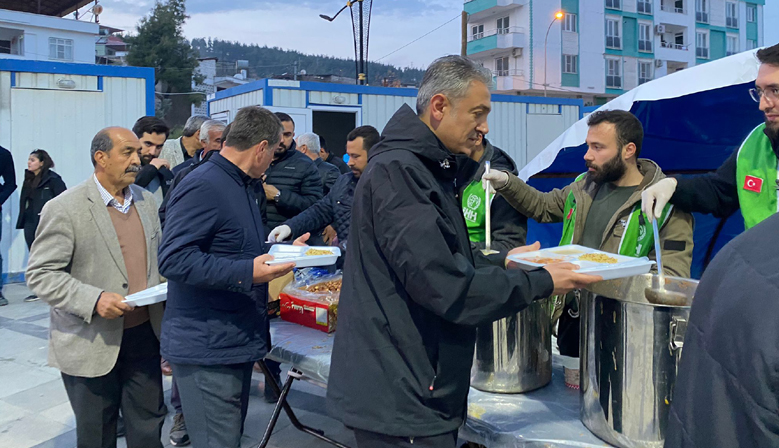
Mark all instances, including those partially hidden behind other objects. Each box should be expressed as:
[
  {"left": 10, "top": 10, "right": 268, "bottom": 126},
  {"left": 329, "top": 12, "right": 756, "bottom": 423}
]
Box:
[
  {"left": 468, "top": 26, "right": 526, "bottom": 42},
  {"left": 661, "top": 41, "right": 688, "bottom": 50},
  {"left": 494, "top": 69, "right": 525, "bottom": 77},
  {"left": 660, "top": 4, "right": 685, "bottom": 13}
]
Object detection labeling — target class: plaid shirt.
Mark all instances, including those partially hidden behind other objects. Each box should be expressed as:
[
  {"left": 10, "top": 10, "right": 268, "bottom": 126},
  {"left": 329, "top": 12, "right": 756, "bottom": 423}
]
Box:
[{"left": 93, "top": 174, "right": 134, "bottom": 214}]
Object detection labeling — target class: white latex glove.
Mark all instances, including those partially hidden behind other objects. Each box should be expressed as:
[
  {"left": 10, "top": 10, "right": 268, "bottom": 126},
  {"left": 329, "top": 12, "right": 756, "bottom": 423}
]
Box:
[
  {"left": 482, "top": 170, "right": 509, "bottom": 191},
  {"left": 267, "top": 225, "right": 292, "bottom": 243},
  {"left": 641, "top": 178, "right": 678, "bottom": 222}
]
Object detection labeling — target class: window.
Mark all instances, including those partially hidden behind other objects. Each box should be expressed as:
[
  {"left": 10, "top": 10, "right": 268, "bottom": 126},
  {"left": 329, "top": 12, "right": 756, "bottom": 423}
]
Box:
[
  {"left": 495, "top": 56, "right": 509, "bottom": 76},
  {"left": 48, "top": 37, "right": 73, "bottom": 61},
  {"left": 674, "top": 0, "right": 685, "bottom": 13},
  {"left": 639, "top": 23, "right": 653, "bottom": 52},
  {"left": 472, "top": 24, "right": 484, "bottom": 40},
  {"left": 747, "top": 39, "right": 758, "bottom": 50},
  {"left": 606, "top": 58, "right": 622, "bottom": 88},
  {"left": 638, "top": 0, "right": 652, "bottom": 14},
  {"left": 606, "top": 18, "right": 621, "bottom": 49},
  {"left": 696, "top": 0, "right": 709, "bottom": 23},
  {"left": 747, "top": 5, "right": 757, "bottom": 23},
  {"left": 638, "top": 61, "right": 653, "bottom": 85},
  {"left": 727, "top": 35, "right": 738, "bottom": 56},
  {"left": 606, "top": 0, "right": 622, "bottom": 10},
  {"left": 696, "top": 31, "right": 709, "bottom": 58},
  {"left": 497, "top": 17, "right": 510, "bottom": 34},
  {"left": 726, "top": 2, "right": 738, "bottom": 28},
  {"left": 563, "top": 55, "right": 578, "bottom": 74},
  {"left": 563, "top": 13, "right": 578, "bottom": 32}
]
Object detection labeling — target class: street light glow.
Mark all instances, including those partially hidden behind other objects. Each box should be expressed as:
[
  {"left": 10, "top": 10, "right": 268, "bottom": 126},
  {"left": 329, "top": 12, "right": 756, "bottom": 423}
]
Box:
[{"left": 555, "top": 11, "right": 564, "bottom": 20}]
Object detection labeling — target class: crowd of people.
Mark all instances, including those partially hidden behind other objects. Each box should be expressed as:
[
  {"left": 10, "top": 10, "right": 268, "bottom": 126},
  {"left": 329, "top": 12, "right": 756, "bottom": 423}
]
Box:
[{"left": 0, "top": 43, "right": 778, "bottom": 448}]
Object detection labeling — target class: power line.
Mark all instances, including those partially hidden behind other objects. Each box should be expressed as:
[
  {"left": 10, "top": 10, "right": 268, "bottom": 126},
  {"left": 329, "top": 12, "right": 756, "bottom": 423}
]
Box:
[{"left": 375, "top": 13, "right": 461, "bottom": 62}]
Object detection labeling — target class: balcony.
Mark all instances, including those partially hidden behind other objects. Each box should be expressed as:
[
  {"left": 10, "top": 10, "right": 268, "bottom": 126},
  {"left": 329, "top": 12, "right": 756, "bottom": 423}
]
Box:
[
  {"left": 656, "top": 40, "right": 694, "bottom": 63},
  {"left": 464, "top": 0, "right": 527, "bottom": 21},
  {"left": 657, "top": 2, "right": 689, "bottom": 27},
  {"left": 492, "top": 69, "right": 527, "bottom": 92},
  {"left": 467, "top": 26, "right": 526, "bottom": 56}
]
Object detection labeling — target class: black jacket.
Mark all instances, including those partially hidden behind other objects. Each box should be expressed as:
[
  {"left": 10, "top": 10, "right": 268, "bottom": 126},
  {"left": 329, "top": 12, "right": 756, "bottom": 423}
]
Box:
[
  {"left": 665, "top": 212, "right": 779, "bottom": 448},
  {"left": 158, "top": 153, "right": 269, "bottom": 365},
  {"left": 16, "top": 170, "right": 66, "bottom": 229},
  {"left": 285, "top": 172, "right": 356, "bottom": 245},
  {"left": 325, "top": 153, "right": 350, "bottom": 174},
  {"left": 0, "top": 146, "right": 16, "bottom": 213},
  {"left": 264, "top": 143, "right": 323, "bottom": 229},
  {"left": 457, "top": 139, "right": 527, "bottom": 253},
  {"left": 326, "top": 105, "right": 554, "bottom": 437},
  {"left": 672, "top": 127, "right": 779, "bottom": 218},
  {"left": 314, "top": 158, "right": 340, "bottom": 196},
  {"left": 134, "top": 162, "right": 175, "bottom": 198}
]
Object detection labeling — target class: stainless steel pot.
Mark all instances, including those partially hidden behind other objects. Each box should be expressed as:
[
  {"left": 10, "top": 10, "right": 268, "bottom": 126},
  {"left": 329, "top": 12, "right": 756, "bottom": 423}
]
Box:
[
  {"left": 581, "top": 274, "right": 697, "bottom": 448},
  {"left": 471, "top": 298, "right": 552, "bottom": 393}
]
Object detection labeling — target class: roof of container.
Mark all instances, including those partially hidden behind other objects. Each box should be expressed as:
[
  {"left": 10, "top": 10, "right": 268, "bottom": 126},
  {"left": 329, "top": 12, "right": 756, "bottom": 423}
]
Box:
[{"left": 1, "top": 0, "right": 93, "bottom": 17}]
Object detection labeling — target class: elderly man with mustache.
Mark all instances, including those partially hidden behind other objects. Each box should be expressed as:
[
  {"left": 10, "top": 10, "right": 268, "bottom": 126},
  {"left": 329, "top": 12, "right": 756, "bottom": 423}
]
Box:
[{"left": 27, "top": 127, "right": 167, "bottom": 448}]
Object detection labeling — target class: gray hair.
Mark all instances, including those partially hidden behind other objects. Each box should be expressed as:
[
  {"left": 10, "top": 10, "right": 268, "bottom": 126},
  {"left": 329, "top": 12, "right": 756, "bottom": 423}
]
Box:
[
  {"left": 296, "top": 132, "right": 320, "bottom": 154},
  {"left": 200, "top": 120, "right": 226, "bottom": 143},
  {"left": 226, "top": 106, "right": 283, "bottom": 151},
  {"left": 416, "top": 55, "right": 493, "bottom": 115},
  {"left": 182, "top": 115, "right": 209, "bottom": 137},
  {"left": 90, "top": 129, "right": 113, "bottom": 166}
]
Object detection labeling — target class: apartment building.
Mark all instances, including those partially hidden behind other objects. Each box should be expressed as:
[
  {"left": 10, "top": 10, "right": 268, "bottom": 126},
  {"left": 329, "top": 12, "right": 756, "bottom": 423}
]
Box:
[{"left": 464, "top": 0, "right": 764, "bottom": 104}]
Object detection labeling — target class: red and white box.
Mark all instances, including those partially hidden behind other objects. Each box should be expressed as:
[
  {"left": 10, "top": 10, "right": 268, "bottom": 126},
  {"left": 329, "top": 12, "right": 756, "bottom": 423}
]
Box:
[{"left": 279, "top": 293, "right": 338, "bottom": 333}]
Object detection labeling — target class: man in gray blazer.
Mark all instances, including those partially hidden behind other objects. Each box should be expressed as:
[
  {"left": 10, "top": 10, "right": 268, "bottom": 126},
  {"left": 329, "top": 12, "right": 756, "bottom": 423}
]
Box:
[{"left": 26, "top": 127, "right": 166, "bottom": 448}]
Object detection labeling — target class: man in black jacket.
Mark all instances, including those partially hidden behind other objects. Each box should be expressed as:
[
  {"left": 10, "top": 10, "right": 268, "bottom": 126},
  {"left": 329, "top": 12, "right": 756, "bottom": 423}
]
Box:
[
  {"left": 319, "top": 135, "right": 350, "bottom": 174},
  {"left": 664, "top": 212, "right": 779, "bottom": 448},
  {"left": 171, "top": 119, "right": 226, "bottom": 177},
  {"left": 132, "top": 116, "right": 174, "bottom": 209},
  {"left": 325, "top": 55, "right": 600, "bottom": 448},
  {"left": 159, "top": 106, "right": 295, "bottom": 448},
  {"left": 0, "top": 145, "right": 16, "bottom": 306},
  {"left": 267, "top": 125, "right": 380, "bottom": 256},
  {"left": 296, "top": 132, "right": 340, "bottom": 195},
  {"left": 262, "top": 113, "right": 323, "bottom": 229}
]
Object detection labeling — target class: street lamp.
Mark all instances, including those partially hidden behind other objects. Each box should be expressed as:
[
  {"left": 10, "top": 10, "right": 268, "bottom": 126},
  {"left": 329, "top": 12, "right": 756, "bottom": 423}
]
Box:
[
  {"left": 320, "top": 0, "right": 373, "bottom": 85},
  {"left": 544, "top": 10, "right": 564, "bottom": 97}
]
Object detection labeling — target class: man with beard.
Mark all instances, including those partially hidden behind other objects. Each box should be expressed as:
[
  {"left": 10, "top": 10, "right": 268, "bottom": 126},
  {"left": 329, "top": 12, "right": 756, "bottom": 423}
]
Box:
[
  {"left": 262, "top": 113, "right": 323, "bottom": 230},
  {"left": 643, "top": 44, "right": 779, "bottom": 234},
  {"left": 132, "top": 116, "right": 174, "bottom": 209},
  {"left": 484, "top": 109, "right": 693, "bottom": 374}
]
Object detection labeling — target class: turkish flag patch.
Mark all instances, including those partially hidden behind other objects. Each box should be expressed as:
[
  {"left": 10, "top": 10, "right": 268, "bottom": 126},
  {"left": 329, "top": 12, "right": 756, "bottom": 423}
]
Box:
[{"left": 744, "top": 175, "right": 763, "bottom": 193}]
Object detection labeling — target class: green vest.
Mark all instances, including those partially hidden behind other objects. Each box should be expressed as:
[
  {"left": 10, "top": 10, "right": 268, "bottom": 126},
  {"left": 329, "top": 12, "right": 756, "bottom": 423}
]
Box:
[
  {"left": 462, "top": 180, "right": 488, "bottom": 242},
  {"left": 560, "top": 174, "right": 673, "bottom": 257},
  {"left": 735, "top": 123, "right": 778, "bottom": 230}
]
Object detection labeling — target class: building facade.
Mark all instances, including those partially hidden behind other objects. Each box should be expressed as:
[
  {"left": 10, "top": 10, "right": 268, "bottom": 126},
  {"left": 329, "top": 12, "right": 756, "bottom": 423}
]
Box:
[
  {"left": 0, "top": 8, "right": 98, "bottom": 65},
  {"left": 465, "top": 0, "right": 765, "bottom": 104}
]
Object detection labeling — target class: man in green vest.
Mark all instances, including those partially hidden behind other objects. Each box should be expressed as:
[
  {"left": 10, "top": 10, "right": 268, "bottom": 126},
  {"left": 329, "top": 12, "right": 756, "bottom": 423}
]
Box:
[
  {"left": 483, "top": 110, "right": 694, "bottom": 379},
  {"left": 460, "top": 136, "right": 528, "bottom": 252},
  {"left": 642, "top": 44, "right": 779, "bottom": 230}
]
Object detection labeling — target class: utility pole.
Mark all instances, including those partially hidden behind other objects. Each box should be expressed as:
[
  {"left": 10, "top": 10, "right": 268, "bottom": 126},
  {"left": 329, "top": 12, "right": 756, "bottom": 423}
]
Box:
[
  {"left": 293, "top": 60, "right": 298, "bottom": 81},
  {"left": 461, "top": 11, "right": 468, "bottom": 57}
]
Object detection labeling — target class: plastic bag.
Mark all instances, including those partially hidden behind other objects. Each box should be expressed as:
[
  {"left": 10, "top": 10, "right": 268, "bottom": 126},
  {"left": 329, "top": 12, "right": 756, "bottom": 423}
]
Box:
[{"left": 281, "top": 268, "right": 342, "bottom": 304}]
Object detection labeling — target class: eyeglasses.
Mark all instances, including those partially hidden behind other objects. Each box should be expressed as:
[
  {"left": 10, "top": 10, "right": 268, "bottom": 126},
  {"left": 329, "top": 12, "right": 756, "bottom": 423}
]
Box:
[{"left": 749, "top": 87, "right": 779, "bottom": 103}]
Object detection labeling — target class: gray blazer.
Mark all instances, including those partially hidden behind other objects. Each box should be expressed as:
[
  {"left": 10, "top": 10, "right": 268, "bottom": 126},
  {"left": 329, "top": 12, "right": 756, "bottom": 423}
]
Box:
[{"left": 26, "top": 178, "right": 164, "bottom": 378}]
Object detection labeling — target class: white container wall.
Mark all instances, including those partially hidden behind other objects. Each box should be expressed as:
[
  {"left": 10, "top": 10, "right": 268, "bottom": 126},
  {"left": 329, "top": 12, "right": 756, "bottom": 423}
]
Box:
[{"left": 0, "top": 60, "right": 154, "bottom": 282}]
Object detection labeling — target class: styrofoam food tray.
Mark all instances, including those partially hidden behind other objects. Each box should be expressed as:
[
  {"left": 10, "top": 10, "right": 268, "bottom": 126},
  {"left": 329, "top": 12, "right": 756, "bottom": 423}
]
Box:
[
  {"left": 266, "top": 245, "right": 341, "bottom": 268},
  {"left": 507, "top": 244, "right": 655, "bottom": 281},
  {"left": 123, "top": 283, "right": 167, "bottom": 307}
]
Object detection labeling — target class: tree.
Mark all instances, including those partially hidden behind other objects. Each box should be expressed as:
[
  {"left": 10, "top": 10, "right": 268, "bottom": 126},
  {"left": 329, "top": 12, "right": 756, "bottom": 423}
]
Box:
[{"left": 126, "top": 0, "right": 201, "bottom": 115}]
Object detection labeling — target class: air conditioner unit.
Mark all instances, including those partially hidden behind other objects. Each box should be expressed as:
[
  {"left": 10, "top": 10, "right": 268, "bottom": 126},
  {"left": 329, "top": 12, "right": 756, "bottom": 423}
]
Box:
[
  {"left": 655, "top": 59, "right": 664, "bottom": 68},
  {"left": 512, "top": 48, "right": 523, "bottom": 57},
  {"left": 655, "top": 24, "right": 666, "bottom": 34}
]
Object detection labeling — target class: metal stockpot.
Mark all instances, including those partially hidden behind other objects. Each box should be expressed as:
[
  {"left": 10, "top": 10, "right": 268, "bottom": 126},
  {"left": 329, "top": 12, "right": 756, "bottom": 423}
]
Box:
[
  {"left": 580, "top": 274, "right": 697, "bottom": 448},
  {"left": 471, "top": 298, "right": 552, "bottom": 393}
]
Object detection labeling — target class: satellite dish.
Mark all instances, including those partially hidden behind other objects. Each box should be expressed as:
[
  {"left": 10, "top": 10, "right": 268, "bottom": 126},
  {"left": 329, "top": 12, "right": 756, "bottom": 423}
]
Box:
[
  {"left": 299, "top": 69, "right": 307, "bottom": 75},
  {"left": 93, "top": 4, "right": 104, "bottom": 15}
]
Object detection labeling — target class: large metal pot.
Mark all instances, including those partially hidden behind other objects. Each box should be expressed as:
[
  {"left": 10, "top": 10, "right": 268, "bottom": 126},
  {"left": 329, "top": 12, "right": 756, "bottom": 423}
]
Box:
[
  {"left": 471, "top": 298, "right": 552, "bottom": 393},
  {"left": 580, "top": 274, "right": 697, "bottom": 448}
]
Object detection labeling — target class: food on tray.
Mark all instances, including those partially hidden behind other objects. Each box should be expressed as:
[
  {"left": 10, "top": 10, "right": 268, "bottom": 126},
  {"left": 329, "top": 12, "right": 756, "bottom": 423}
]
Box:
[
  {"left": 304, "top": 279, "right": 342, "bottom": 293},
  {"left": 305, "top": 248, "right": 334, "bottom": 256},
  {"left": 550, "top": 247, "right": 585, "bottom": 255},
  {"left": 521, "top": 256, "right": 567, "bottom": 265},
  {"left": 579, "top": 253, "right": 618, "bottom": 264}
]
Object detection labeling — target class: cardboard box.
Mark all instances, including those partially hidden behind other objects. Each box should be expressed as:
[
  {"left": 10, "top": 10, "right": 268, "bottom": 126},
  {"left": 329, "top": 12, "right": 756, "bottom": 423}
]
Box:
[
  {"left": 269, "top": 272, "right": 295, "bottom": 302},
  {"left": 279, "top": 292, "right": 338, "bottom": 333}
]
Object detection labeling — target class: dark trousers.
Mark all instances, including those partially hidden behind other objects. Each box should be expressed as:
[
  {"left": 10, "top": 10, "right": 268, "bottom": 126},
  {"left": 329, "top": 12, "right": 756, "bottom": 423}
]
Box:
[
  {"left": 170, "top": 376, "right": 182, "bottom": 413},
  {"left": 24, "top": 222, "right": 36, "bottom": 250},
  {"left": 61, "top": 322, "right": 165, "bottom": 448},
  {"left": 352, "top": 428, "right": 458, "bottom": 448},
  {"left": 170, "top": 362, "right": 254, "bottom": 448}
]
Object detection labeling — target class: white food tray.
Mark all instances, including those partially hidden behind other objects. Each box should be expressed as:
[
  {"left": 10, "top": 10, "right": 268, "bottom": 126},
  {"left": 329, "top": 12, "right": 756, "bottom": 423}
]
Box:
[
  {"left": 506, "top": 244, "right": 655, "bottom": 281},
  {"left": 123, "top": 283, "right": 168, "bottom": 307},
  {"left": 266, "top": 245, "right": 341, "bottom": 268}
]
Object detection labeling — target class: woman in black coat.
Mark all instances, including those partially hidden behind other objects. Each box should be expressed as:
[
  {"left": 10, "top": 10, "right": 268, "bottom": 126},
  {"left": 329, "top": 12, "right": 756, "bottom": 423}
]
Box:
[{"left": 16, "top": 149, "right": 66, "bottom": 301}]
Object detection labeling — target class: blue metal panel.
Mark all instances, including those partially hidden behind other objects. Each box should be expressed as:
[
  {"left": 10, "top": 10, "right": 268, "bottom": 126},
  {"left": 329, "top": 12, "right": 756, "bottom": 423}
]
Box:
[
  {"left": 97, "top": 76, "right": 103, "bottom": 91},
  {"left": 9, "top": 72, "right": 14, "bottom": 87},
  {"left": 263, "top": 81, "right": 273, "bottom": 106}
]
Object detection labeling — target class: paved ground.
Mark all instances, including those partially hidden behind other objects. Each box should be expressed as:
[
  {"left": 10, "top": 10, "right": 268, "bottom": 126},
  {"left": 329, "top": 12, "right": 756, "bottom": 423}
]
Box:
[{"left": 0, "top": 282, "right": 357, "bottom": 448}]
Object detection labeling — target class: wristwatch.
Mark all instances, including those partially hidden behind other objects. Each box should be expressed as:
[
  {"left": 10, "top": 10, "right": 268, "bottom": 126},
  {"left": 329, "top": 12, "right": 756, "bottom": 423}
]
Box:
[{"left": 274, "top": 190, "right": 282, "bottom": 202}]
